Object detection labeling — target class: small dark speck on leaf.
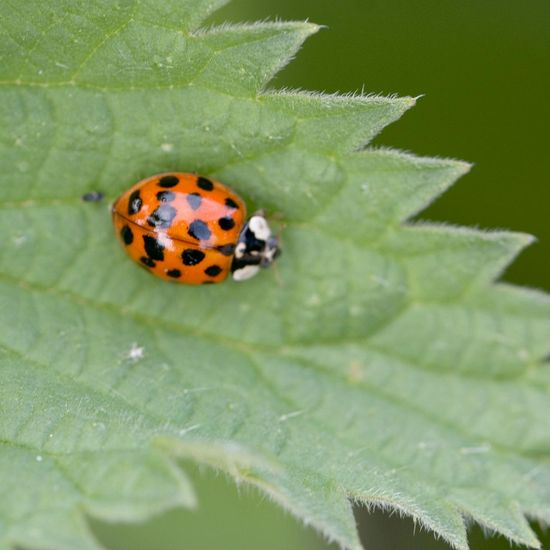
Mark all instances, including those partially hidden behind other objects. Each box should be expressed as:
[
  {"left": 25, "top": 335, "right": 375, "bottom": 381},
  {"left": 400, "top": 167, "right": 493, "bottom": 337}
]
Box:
[{"left": 81, "top": 191, "right": 104, "bottom": 202}]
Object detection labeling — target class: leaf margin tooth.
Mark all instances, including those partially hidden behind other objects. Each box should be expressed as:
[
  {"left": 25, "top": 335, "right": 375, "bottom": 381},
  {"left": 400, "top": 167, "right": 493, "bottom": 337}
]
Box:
[
  {"left": 382, "top": 224, "right": 536, "bottom": 298},
  {"left": 191, "top": 21, "right": 322, "bottom": 96},
  {"left": 262, "top": 90, "right": 417, "bottom": 153}
]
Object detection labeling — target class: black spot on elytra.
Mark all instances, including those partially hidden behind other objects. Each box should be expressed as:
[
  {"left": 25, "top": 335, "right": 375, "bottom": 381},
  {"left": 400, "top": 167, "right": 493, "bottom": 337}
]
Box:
[
  {"left": 216, "top": 244, "right": 236, "bottom": 256},
  {"left": 166, "top": 269, "right": 182, "bottom": 278},
  {"left": 197, "top": 177, "right": 214, "bottom": 191},
  {"left": 156, "top": 190, "right": 176, "bottom": 202},
  {"left": 188, "top": 220, "right": 211, "bottom": 241},
  {"left": 218, "top": 216, "right": 235, "bottom": 231},
  {"left": 182, "top": 248, "right": 205, "bottom": 266},
  {"left": 202, "top": 280, "right": 215, "bottom": 285},
  {"left": 186, "top": 192, "right": 202, "bottom": 210},
  {"left": 147, "top": 204, "right": 177, "bottom": 229},
  {"left": 204, "top": 265, "right": 222, "bottom": 277},
  {"left": 120, "top": 225, "right": 134, "bottom": 245},
  {"left": 128, "top": 190, "right": 142, "bottom": 215},
  {"left": 225, "top": 197, "right": 239, "bottom": 209},
  {"left": 140, "top": 256, "right": 156, "bottom": 268},
  {"left": 143, "top": 235, "right": 165, "bottom": 261},
  {"left": 158, "top": 175, "right": 179, "bottom": 188}
]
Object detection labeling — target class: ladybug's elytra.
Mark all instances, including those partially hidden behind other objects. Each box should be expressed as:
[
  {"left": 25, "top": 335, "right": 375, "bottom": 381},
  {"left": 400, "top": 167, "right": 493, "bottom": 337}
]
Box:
[{"left": 111, "top": 172, "right": 280, "bottom": 285}]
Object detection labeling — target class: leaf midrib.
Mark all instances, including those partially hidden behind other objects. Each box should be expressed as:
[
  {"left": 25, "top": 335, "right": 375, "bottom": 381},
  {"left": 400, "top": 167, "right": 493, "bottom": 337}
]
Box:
[{"left": 0, "top": 237, "right": 538, "bottom": 377}]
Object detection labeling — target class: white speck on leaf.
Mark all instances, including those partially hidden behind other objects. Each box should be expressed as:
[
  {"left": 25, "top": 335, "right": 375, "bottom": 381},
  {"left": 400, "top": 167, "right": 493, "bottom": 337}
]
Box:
[
  {"left": 126, "top": 343, "right": 144, "bottom": 362},
  {"left": 279, "top": 410, "right": 305, "bottom": 422},
  {"left": 417, "top": 441, "right": 440, "bottom": 451},
  {"left": 370, "top": 275, "right": 391, "bottom": 288},
  {"left": 460, "top": 443, "right": 491, "bottom": 455},
  {"left": 178, "top": 424, "right": 200, "bottom": 436},
  {"left": 182, "top": 386, "right": 214, "bottom": 395},
  {"left": 306, "top": 294, "right": 321, "bottom": 306},
  {"left": 12, "top": 234, "right": 28, "bottom": 247}
]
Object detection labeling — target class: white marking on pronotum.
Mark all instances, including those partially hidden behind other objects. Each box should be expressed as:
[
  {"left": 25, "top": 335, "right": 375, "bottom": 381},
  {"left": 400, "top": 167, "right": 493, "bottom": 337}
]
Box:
[
  {"left": 233, "top": 242, "right": 246, "bottom": 259},
  {"left": 248, "top": 215, "right": 271, "bottom": 241},
  {"left": 279, "top": 410, "right": 305, "bottom": 422},
  {"left": 126, "top": 342, "right": 144, "bottom": 362}
]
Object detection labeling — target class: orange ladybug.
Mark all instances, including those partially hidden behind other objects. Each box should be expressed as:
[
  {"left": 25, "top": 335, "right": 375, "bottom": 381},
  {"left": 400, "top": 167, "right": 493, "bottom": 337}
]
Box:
[{"left": 111, "top": 173, "right": 280, "bottom": 285}]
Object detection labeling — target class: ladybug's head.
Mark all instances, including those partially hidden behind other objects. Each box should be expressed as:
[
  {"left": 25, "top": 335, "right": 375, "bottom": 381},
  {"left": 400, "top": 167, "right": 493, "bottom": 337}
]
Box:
[{"left": 231, "top": 211, "right": 281, "bottom": 281}]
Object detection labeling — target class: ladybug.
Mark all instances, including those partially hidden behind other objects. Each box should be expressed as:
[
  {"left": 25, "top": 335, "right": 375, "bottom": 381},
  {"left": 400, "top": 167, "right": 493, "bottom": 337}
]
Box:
[{"left": 111, "top": 172, "right": 280, "bottom": 285}]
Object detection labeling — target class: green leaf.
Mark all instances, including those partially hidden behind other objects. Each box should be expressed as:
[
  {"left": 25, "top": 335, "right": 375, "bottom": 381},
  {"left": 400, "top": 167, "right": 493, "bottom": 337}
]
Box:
[{"left": 1, "top": 1, "right": 549, "bottom": 549}]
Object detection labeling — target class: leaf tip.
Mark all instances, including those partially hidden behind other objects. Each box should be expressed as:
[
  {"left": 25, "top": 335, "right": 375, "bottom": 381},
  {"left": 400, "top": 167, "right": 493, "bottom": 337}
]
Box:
[
  {"left": 450, "top": 159, "right": 473, "bottom": 177},
  {"left": 403, "top": 95, "right": 419, "bottom": 108},
  {"left": 486, "top": 230, "right": 537, "bottom": 278},
  {"left": 508, "top": 231, "right": 537, "bottom": 248},
  {"left": 293, "top": 20, "right": 324, "bottom": 39}
]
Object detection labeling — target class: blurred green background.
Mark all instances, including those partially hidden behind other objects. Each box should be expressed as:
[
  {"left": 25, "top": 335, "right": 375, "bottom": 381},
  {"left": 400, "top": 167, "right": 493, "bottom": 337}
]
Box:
[{"left": 92, "top": 1, "right": 550, "bottom": 549}]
